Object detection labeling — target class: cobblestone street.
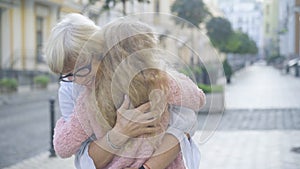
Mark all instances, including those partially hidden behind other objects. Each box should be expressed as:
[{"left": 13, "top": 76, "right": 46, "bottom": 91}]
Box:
[
  {"left": 196, "top": 109, "right": 300, "bottom": 169},
  {"left": 198, "top": 109, "right": 300, "bottom": 131}
]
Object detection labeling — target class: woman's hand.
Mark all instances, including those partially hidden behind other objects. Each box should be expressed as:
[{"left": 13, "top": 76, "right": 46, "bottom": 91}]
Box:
[{"left": 113, "top": 95, "right": 162, "bottom": 138}]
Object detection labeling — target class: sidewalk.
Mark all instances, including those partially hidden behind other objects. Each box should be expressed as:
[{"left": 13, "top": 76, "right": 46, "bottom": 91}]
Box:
[
  {"left": 2, "top": 153, "right": 74, "bottom": 169},
  {"left": 4, "top": 129, "right": 300, "bottom": 169},
  {"left": 197, "top": 130, "right": 300, "bottom": 169},
  {"left": 4, "top": 108, "right": 300, "bottom": 169},
  {"left": 225, "top": 62, "right": 300, "bottom": 109},
  {"left": 0, "top": 83, "right": 59, "bottom": 106}
]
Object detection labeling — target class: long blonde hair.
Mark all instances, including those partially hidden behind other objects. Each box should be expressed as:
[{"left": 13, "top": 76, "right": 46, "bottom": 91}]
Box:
[{"left": 94, "top": 19, "right": 169, "bottom": 128}]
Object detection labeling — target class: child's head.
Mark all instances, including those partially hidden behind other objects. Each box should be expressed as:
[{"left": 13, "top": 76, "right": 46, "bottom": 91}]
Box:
[
  {"left": 93, "top": 19, "right": 169, "bottom": 127},
  {"left": 44, "top": 13, "right": 99, "bottom": 74}
]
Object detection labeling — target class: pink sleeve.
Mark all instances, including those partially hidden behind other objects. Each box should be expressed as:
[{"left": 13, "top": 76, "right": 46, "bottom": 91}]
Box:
[
  {"left": 53, "top": 114, "right": 91, "bottom": 158},
  {"left": 53, "top": 91, "right": 94, "bottom": 158},
  {"left": 167, "top": 71, "right": 206, "bottom": 111}
]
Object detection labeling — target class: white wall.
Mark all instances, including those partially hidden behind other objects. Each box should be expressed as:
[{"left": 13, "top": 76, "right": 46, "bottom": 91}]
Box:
[
  {"left": 279, "top": 0, "right": 295, "bottom": 57},
  {"left": 160, "top": 0, "right": 170, "bottom": 13}
]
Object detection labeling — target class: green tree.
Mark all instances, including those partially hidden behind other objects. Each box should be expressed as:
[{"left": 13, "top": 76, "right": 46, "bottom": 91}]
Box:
[
  {"left": 225, "top": 32, "right": 241, "bottom": 53},
  {"left": 206, "top": 17, "right": 258, "bottom": 84},
  {"left": 171, "top": 0, "right": 210, "bottom": 28},
  {"left": 206, "top": 17, "right": 233, "bottom": 45},
  {"left": 206, "top": 17, "right": 234, "bottom": 53},
  {"left": 206, "top": 17, "right": 258, "bottom": 54},
  {"left": 231, "top": 31, "right": 258, "bottom": 54}
]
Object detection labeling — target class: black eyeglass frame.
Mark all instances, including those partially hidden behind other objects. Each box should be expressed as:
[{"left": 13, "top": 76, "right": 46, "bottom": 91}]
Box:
[
  {"left": 73, "top": 61, "right": 92, "bottom": 77},
  {"left": 59, "top": 59, "right": 93, "bottom": 83},
  {"left": 59, "top": 54, "right": 102, "bottom": 82},
  {"left": 59, "top": 73, "right": 74, "bottom": 82}
]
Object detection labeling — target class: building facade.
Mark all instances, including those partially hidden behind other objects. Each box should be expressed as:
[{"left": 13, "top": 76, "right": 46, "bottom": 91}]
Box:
[
  {"left": 263, "top": 0, "right": 300, "bottom": 59},
  {"left": 0, "top": 0, "right": 221, "bottom": 85},
  {"left": 263, "top": 0, "right": 280, "bottom": 57},
  {"left": 0, "top": 0, "right": 178, "bottom": 72},
  {"left": 0, "top": 0, "right": 92, "bottom": 72},
  {"left": 292, "top": 0, "right": 300, "bottom": 57},
  {"left": 278, "top": 0, "right": 295, "bottom": 58}
]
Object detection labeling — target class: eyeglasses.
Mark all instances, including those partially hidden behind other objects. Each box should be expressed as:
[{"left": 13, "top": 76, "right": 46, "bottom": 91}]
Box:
[
  {"left": 73, "top": 61, "right": 92, "bottom": 78},
  {"left": 59, "top": 54, "right": 101, "bottom": 82},
  {"left": 59, "top": 62, "right": 92, "bottom": 83},
  {"left": 59, "top": 73, "right": 74, "bottom": 82}
]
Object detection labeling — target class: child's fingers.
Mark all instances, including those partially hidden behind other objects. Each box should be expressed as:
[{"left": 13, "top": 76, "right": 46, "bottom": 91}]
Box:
[
  {"left": 135, "top": 102, "right": 151, "bottom": 112},
  {"left": 119, "top": 95, "right": 130, "bottom": 110}
]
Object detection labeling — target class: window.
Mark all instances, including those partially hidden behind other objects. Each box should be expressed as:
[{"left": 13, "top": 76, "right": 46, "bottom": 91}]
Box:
[
  {"left": 266, "top": 5, "right": 270, "bottom": 15},
  {"left": 265, "top": 23, "right": 270, "bottom": 33},
  {"left": 238, "top": 17, "right": 242, "bottom": 24},
  {"left": 36, "top": 16, "right": 44, "bottom": 63},
  {"left": 155, "top": 0, "right": 159, "bottom": 13}
]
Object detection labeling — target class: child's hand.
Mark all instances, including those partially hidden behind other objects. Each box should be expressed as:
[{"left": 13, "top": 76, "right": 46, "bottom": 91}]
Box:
[{"left": 113, "top": 95, "right": 162, "bottom": 138}]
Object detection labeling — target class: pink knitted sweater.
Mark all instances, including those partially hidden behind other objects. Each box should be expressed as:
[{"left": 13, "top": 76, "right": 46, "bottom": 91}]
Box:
[{"left": 53, "top": 71, "right": 205, "bottom": 168}]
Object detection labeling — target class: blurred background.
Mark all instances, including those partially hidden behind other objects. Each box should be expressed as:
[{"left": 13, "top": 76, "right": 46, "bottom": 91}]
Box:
[{"left": 0, "top": 0, "right": 299, "bottom": 169}]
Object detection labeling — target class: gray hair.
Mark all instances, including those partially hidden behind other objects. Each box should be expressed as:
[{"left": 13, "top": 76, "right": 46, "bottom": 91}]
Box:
[{"left": 44, "top": 13, "right": 99, "bottom": 74}]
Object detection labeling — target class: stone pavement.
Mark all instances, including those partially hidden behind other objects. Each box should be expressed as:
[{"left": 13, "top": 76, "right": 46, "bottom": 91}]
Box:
[
  {"left": 225, "top": 61, "right": 300, "bottom": 109},
  {"left": 4, "top": 130, "right": 300, "bottom": 169},
  {"left": 195, "top": 109, "right": 300, "bottom": 169},
  {"left": 2, "top": 153, "right": 74, "bottom": 169},
  {"left": 198, "top": 109, "right": 300, "bottom": 130},
  {"left": 0, "top": 83, "right": 59, "bottom": 106},
  {"left": 4, "top": 108, "right": 300, "bottom": 169},
  {"left": 196, "top": 130, "right": 300, "bottom": 169}
]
